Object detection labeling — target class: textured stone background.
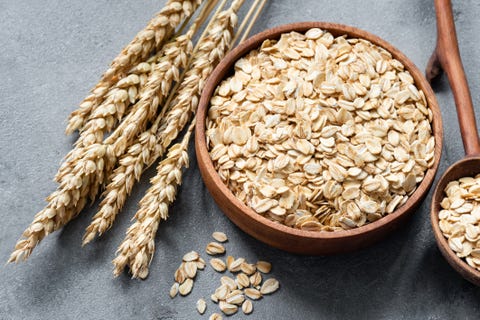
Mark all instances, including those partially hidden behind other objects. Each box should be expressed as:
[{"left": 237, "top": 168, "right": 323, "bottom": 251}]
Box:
[{"left": 1, "top": 0, "right": 480, "bottom": 319}]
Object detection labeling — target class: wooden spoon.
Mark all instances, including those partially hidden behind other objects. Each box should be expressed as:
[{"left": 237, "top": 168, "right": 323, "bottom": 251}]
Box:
[{"left": 428, "top": 0, "right": 480, "bottom": 285}]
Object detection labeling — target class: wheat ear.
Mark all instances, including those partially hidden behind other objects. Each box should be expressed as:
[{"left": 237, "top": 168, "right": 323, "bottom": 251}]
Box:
[
  {"left": 81, "top": 0, "right": 220, "bottom": 245},
  {"left": 112, "top": 119, "right": 195, "bottom": 279},
  {"left": 66, "top": 0, "right": 201, "bottom": 135},
  {"left": 112, "top": 0, "right": 245, "bottom": 279},
  {"left": 8, "top": 1, "right": 205, "bottom": 263},
  {"left": 8, "top": 142, "right": 113, "bottom": 263},
  {"left": 84, "top": 0, "right": 234, "bottom": 245},
  {"left": 73, "top": 54, "right": 159, "bottom": 148},
  {"left": 58, "top": 2, "right": 211, "bottom": 202}
]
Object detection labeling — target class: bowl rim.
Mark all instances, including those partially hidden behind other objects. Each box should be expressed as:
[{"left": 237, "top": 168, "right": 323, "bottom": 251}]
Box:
[{"left": 195, "top": 21, "right": 443, "bottom": 241}]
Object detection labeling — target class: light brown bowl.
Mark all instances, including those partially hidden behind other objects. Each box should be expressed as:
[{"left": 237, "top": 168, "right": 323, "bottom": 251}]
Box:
[{"left": 195, "top": 22, "right": 443, "bottom": 254}]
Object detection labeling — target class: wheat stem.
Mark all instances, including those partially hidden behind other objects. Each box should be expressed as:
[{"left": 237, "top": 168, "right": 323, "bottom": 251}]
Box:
[
  {"left": 239, "top": 0, "right": 267, "bottom": 43},
  {"left": 231, "top": 0, "right": 261, "bottom": 45}
]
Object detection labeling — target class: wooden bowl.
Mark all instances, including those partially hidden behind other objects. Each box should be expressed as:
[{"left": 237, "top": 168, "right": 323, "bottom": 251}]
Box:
[
  {"left": 195, "top": 22, "right": 443, "bottom": 254},
  {"left": 431, "top": 157, "right": 480, "bottom": 286}
]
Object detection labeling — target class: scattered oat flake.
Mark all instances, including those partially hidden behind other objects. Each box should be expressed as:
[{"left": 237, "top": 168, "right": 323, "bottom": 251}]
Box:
[
  {"left": 228, "top": 257, "right": 245, "bottom": 272},
  {"left": 179, "top": 278, "right": 194, "bottom": 296},
  {"left": 184, "top": 261, "right": 197, "bottom": 279},
  {"left": 250, "top": 272, "right": 262, "bottom": 287},
  {"left": 169, "top": 282, "right": 179, "bottom": 298},
  {"left": 242, "top": 299, "right": 253, "bottom": 314},
  {"left": 221, "top": 276, "right": 237, "bottom": 290},
  {"left": 260, "top": 278, "right": 279, "bottom": 295},
  {"left": 209, "top": 313, "right": 223, "bottom": 320},
  {"left": 215, "top": 284, "right": 229, "bottom": 300},
  {"left": 210, "top": 258, "right": 227, "bottom": 272},
  {"left": 226, "top": 292, "right": 245, "bottom": 305},
  {"left": 211, "top": 294, "right": 219, "bottom": 303},
  {"left": 244, "top": 288, "right": 262, "bottom": 300},
  {"left": 197, "top": 298, "right": 207, "bottom": 314},
  {"left": 226, "top": 256, "right": 234, "bottom": 269},
  {"left": 212, "top": 231, "right": 228, "bottom": 242},
  {"left": 236, "top": 273, "right": 250, "bottom": 288},
  {"left": 219, "top": 301, "right": 238, "bottom": 315},
  {"left": 240, "top": 262, "right": 256, "bottom": 275},
  {"left": 183, "top": 251, "right": 199, "bottom": 262},
  {"left": 206, "top": 242, "right": 226, "bottom": 255},
  {"left": 256, "top": 261, "right": 272, "bottom": 273},
  {"left": 196, "top": 257, "right": 206, "bottom": 270},
  {"left": 174, "top": 267, "right": 186, "bottom": 284}
]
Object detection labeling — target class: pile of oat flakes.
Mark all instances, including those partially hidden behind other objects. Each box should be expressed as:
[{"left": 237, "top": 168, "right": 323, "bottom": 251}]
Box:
[
  {"left": 439, "top": 176, "right": 480, "bottom": 271},
  {"left": 169, "top": 232, "right": 279, "bottom": 319},
  {"left": 206, "top": 28, "right": 435, "bottom": 231}
]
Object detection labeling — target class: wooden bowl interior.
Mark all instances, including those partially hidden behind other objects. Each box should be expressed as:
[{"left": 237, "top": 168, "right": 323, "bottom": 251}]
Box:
[
  {"left": 195, "top": 22, "right": 443, "bottom": 254},
  {"left": 431, "top": 157, "right": 480, "bottom": 285}
]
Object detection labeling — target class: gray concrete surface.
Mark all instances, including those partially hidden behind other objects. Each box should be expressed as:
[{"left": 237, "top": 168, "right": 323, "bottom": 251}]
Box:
[{"left": 1, "top": 0, "right": 480, "bottom": 319}]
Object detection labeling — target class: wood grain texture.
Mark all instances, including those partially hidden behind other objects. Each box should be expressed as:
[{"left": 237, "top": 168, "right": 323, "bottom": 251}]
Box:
[
  {"left": 196, "top": 22, "right": 443, "bottom": 255},
  {"left": 428, "top": 0, "right": 480, "bottom": 286},
  {"left": 427, "top": 0, "right": 480, "bottom": 156}
]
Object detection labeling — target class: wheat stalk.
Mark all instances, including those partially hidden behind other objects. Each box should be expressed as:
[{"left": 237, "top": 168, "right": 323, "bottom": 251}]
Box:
[
  {"left": 112, "top": 118, "right": 195, "bottom": 279},
  {"left": 82, "top": 0, "right": 221, "bottom": 245},
  {"left": 83, "top": 0, "right": 233, "bottom": 245},
  {"left": 82, "top": 0, "right": 228, "bottom": 245},
  {"left": 59, "top": 2, "right": 212, "bottom": 198},
  {"left": 73, "top": 55, "right": 158, "bottom": 148},
  {"left": 112, "top": 0, "right": 247, "bottom": 278},
  {"left": 8, "top": 1, "right": 207, "bottom": 264},
  {"left": 66, "top": 0, "right": 201, "bottom": 135},
  {"left": 8, "top": 142, "right": 110, "bottom": 263}
]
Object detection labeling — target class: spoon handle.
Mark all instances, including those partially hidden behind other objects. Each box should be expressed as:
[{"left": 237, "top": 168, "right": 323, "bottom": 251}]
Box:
[{"left": 426, "top": 0, "right": 480, "bottom": 156}]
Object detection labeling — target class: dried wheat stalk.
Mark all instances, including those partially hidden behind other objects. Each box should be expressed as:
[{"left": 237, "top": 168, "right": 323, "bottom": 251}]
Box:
[
  {"left": 8, "top": 2, "right": 207, "bottom": 263},
  {"left": 66, "top": 0, "right": 201, "bottom": 135},
  {"left": 85, "top": 0, "right": 236, "bottom": 245},
  {"left": 112, "top": 119, "right": 195, "bottom": 279},
  {"left": 112, "top": 0, "right": 246, "bottom": 278},
  {"left": 82, "top": 0, "right": 229, "bottom": 245},
  {"left": 59, "top": 1, "right": 213, "bottom": 199},
  {"left": 8, "top": 142, "right": 112, "bottom": 263},
  {"left": 82, "top": 0, "right": 220, "bottom": 245},
  {"left": 73, "top": 54, "right": 158, "bottom": 148}
]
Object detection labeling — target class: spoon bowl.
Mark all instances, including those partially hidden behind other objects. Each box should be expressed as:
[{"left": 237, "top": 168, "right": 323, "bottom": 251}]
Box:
[
  {"left": 431, "top": 157, "right": 480, "bottom": 286},
  {"left": 428, "top": 0, "right": 480, "bottom": 286}
]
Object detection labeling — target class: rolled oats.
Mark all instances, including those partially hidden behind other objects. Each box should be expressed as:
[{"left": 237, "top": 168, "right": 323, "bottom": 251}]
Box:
[
  {"left": 207, "top": 29, "right": 434, "bottom": 231},
  {"left": 439, "top": 174, "right": 480, "bottom": 271},
  {"left": 242, "top": 300, "right": 253, "bottom": 314}
]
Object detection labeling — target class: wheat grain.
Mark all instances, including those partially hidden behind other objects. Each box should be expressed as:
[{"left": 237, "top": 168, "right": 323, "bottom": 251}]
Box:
[{"left": 66, "top": 0, "right": 201, "bottom": 135}]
